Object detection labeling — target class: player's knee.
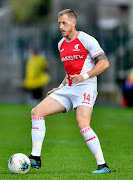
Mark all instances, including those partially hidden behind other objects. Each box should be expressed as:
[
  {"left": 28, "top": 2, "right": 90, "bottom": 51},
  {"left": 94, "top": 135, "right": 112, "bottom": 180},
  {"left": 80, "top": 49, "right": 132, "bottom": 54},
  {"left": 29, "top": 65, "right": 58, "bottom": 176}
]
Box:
[
  {"left": 31, "top": 107, "right": 36, "bottom": 116},
  {"left": 77, "top": 121, "right": 90, "bottom": 130},
  {"left": 31, "top": 106, "right": 47, "bottom": 118},
  {"left": 76, "top": 116, "right": 91, "bottom": 130},
  {"left": 31, "top": 107, "right": 42, "bottom": 117}
]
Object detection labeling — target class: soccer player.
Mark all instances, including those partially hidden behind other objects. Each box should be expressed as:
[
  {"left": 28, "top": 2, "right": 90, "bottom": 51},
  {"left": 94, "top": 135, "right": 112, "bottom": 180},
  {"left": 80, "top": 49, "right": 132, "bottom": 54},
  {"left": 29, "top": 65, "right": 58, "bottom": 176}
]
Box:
[{"left": 29, "top": 9, "right": 111, "bottom": 174}]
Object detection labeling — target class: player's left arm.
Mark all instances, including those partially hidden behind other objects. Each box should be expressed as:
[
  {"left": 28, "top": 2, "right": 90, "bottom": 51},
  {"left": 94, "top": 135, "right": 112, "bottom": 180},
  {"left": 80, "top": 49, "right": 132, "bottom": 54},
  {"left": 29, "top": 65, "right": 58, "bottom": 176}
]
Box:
[
  {"left": 70, "top": 53, "right": 109, "bottom": 83},
  {"left": 88, "top": 53, "right": 110, "bottom": 78}
]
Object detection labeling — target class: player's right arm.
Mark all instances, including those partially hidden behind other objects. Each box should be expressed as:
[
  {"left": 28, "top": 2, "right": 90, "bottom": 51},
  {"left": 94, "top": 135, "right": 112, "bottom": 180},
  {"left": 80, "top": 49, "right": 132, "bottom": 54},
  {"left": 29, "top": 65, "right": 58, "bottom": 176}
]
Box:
[{"left": 46, "top": 75, "right": 67, "bottom": 96}]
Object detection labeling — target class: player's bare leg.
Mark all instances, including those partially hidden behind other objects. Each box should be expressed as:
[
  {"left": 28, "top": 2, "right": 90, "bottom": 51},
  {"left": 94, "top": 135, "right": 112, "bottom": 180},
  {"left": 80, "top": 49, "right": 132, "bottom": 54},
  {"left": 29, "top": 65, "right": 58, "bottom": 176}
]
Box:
[
  {"left": 76, "top": 105, "right": 111, "bottom": 173},
  {"left": 29, "top": 96, "right": 66, "bottom": 169}
]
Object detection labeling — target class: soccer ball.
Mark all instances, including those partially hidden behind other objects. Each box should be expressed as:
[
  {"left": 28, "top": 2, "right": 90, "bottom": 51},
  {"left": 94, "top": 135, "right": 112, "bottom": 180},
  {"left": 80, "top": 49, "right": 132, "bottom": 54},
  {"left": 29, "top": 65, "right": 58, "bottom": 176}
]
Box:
[{"left": 8, "top": 153, "right": 31, "bottom": 174}]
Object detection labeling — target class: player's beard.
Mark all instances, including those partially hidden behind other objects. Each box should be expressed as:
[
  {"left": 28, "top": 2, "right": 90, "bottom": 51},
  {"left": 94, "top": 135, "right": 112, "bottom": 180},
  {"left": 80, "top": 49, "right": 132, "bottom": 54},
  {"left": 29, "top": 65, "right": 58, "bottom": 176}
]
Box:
[
  {"left": 62, "top": 28, "right": 72, "bottom": 39},
  {"left": 61, "top": 31, "right": 67, "bottom": 37}
]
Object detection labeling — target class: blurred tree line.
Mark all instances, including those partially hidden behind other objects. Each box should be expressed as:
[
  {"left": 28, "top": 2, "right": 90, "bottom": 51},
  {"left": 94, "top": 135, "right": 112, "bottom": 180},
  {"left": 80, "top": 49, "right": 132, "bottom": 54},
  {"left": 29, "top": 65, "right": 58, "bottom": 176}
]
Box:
[{"left": 10, "top": 0, "right": 51, "bottom": 23}]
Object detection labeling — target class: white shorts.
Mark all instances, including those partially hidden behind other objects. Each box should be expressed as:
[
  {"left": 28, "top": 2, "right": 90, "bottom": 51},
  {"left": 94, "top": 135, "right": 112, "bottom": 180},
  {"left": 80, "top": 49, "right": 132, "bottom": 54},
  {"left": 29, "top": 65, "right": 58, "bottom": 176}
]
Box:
[{"left": 49, "top": 83, "right": 98, "bottom": 113}]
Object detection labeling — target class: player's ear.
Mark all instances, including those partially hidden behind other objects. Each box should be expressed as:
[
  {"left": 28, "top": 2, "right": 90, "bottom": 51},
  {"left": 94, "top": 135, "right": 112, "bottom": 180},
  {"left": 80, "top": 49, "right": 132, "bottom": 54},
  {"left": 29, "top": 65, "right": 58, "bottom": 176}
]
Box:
[{"left": 72, "top": 19, "right": 76, "bottom": 27}]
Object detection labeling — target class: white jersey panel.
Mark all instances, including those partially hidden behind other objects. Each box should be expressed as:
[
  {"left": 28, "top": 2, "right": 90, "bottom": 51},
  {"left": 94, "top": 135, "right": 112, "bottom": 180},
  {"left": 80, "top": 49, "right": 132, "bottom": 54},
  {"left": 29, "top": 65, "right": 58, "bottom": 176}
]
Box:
[
  {"left": 58, "top": 37, "right": 65, "bottom": 52},
  {"left": 78, "top": 31, "right": 104, "bottom": 58}
]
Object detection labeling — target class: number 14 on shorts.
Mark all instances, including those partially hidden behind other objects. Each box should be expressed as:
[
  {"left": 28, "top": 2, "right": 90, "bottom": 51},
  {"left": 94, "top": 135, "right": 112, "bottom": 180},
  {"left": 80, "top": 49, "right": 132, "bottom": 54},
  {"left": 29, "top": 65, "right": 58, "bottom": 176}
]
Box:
[{"left": 82, "top": 93, "right": 91, "bottom": 104}]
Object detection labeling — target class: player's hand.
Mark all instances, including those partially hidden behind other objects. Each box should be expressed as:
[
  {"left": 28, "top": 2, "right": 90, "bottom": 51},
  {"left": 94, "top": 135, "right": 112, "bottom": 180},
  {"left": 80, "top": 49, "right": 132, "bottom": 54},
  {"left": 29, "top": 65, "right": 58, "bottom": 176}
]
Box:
[
  {"left": 46, "top": 87, "right": 60, "bottom": 96},
  {"left": 69, "top": 74, "right": 84, "bottom": 84}
]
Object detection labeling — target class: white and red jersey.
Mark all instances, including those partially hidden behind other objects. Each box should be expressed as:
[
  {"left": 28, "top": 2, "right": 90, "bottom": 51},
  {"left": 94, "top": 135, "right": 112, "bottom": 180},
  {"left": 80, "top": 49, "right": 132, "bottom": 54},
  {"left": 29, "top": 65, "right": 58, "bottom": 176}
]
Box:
[{"left": 58, "top": 31, "right": 104, "bottom": 86}]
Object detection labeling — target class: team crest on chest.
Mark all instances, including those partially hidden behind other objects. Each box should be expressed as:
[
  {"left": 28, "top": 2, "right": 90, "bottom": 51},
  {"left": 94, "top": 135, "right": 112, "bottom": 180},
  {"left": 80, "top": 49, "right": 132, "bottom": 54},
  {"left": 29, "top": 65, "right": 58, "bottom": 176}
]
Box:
[{"left": 73, "top": 44, "right": 80, "bottom": 51}]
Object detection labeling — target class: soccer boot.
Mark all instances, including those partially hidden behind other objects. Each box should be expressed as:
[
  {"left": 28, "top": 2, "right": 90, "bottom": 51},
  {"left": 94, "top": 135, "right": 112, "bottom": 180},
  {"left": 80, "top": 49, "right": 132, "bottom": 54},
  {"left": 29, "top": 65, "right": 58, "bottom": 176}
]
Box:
[
  {"left": 28, "top": 155, "right": 41, "bottom": 169},
  {"left": 92, "top": 163, "right": 111, "bottom": 174}
]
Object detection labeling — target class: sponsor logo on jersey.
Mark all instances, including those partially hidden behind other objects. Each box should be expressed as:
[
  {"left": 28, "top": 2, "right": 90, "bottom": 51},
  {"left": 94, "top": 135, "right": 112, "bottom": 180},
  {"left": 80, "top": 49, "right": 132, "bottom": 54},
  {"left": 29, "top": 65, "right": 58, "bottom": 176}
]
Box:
[
  {"left": 73, "top": 44, "right": 80, "bottom": 51},
  {"left": 61, "top": 55, "right": 84, "bottom": 61}
]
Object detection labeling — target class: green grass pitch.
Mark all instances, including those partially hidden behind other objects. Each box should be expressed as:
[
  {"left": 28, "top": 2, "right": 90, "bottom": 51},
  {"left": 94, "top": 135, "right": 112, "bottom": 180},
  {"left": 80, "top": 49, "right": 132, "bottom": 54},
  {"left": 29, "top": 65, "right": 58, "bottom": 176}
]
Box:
[{"left": 0, "top": 104, "right": 133, "bottom": 180}]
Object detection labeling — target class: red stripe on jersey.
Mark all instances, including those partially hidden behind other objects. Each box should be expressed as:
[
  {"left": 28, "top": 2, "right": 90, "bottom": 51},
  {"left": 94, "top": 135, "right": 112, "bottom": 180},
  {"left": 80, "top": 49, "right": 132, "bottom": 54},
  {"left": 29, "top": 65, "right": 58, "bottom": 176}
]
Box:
[
  {"left": 86, "top": 136, "right": 96, "bottom": 142},
  {"left": 60, "top": 38, "right": 88, "bottom": 86}
]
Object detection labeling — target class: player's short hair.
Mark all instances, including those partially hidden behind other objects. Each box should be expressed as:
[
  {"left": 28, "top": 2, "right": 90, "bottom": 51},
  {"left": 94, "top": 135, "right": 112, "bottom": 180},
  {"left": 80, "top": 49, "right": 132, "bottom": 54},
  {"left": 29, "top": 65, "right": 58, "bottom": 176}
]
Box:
[{"left": 58, "top": 9, "right": 77, "bottom": 20}]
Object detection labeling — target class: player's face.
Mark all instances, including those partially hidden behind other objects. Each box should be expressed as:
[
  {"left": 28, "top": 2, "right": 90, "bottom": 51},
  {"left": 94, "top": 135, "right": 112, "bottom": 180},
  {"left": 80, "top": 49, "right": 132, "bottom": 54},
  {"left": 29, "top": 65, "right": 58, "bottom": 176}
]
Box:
[{"left": 58, "top": 14, "right": 76, "bottom": 38}]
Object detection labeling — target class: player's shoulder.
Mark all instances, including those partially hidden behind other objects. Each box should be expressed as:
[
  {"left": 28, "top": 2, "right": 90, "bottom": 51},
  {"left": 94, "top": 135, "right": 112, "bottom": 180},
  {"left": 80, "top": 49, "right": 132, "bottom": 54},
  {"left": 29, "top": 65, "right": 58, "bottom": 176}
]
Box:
[
  {"left": 78, "top": 31, "right": 100, "bottom": 50},
  {"left": 58, "top": 37, "right": 65, "bottom": 43},
  {"left": 58, "top": 37, "right": 65, "bottom": 51},
  {"left": 78, "top": 31, "right": 97, "bottom": 42}
]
